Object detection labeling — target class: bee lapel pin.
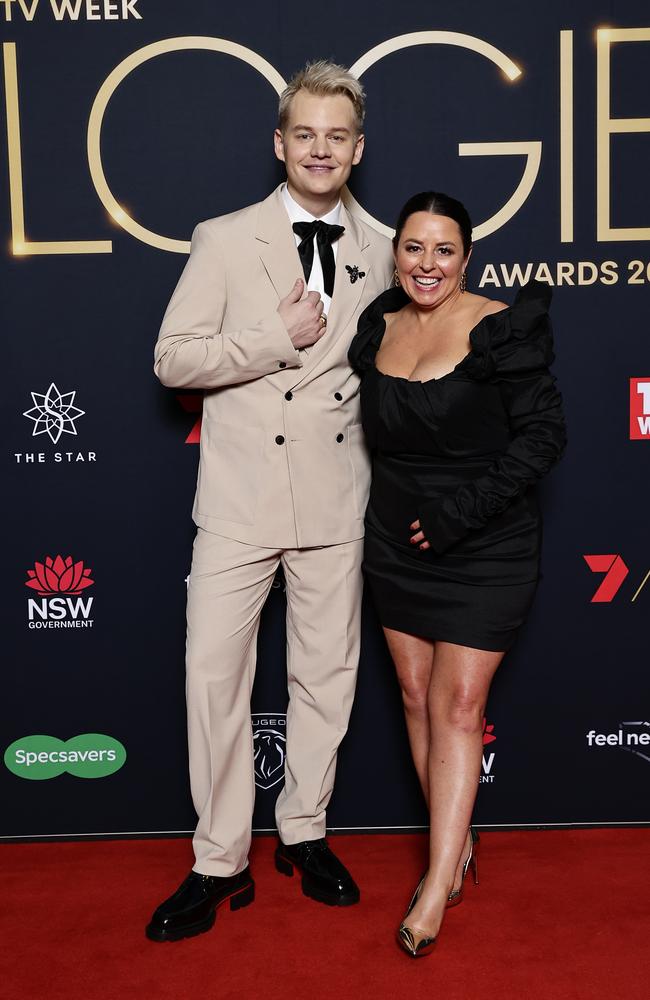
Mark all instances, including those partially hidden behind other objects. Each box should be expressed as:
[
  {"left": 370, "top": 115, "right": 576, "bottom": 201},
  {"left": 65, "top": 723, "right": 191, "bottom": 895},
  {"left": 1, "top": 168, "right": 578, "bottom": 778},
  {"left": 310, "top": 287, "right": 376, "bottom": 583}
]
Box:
[{"left": 345, "top": 264, "right": 366, "bottom": 284}]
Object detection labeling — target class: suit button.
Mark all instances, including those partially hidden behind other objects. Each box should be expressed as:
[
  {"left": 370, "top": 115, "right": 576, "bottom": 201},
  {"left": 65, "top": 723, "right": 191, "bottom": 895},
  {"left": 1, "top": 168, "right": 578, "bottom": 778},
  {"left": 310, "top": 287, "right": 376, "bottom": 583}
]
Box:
[
  {"left": 285, "top": 391, "right": 293, "bottom": 401},
  {"left": 336, "top": 433, "right": 344, "bottom": 443},
  {"left": 275, "top": 435, "right": 285, "bottom": 445},
  {"left": 334, "top": 392, "right": 343, "bottom": 401},
  {"left": 278, "top": 361, "right": 287, "bottom": 369}
]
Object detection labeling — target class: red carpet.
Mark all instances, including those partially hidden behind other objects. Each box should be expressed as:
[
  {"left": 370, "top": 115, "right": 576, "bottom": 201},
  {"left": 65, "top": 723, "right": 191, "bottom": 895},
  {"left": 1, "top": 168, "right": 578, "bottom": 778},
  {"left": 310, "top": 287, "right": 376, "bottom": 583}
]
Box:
[{"left": 1, "top": 830, "right": 648, "bottom": 1000}]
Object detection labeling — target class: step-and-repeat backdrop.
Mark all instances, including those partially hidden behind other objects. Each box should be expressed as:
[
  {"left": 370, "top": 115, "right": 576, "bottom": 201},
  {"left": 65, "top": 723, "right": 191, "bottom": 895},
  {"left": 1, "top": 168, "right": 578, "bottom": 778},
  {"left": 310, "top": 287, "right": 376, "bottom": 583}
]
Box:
[{"left": 2, "top": 1, "right": 649, "bottom": 838}]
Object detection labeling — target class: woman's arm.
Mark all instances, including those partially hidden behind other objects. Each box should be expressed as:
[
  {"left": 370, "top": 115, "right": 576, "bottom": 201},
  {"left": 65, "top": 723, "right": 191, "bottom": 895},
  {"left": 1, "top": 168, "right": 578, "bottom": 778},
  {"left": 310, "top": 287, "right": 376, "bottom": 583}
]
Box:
[{"left": 415, "top": 365, "right": 567, "bottom": 554}]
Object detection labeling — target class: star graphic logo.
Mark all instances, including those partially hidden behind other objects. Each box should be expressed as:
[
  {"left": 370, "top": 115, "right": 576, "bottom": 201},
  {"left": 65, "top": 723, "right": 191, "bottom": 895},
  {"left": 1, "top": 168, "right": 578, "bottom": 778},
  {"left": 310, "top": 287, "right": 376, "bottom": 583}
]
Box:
[{"left": 23, "top": 383, "right": 85, "bottom": 444}]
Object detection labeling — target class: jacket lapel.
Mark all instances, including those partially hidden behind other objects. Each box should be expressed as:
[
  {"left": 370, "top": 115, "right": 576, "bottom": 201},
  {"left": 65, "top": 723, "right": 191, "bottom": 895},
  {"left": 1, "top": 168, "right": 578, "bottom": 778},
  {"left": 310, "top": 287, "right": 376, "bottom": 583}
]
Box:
[
  {"left": 327, "top": 205, "right": 371, "bottom": 333},
  {"left": 292, "top": 204, "right": 372, "bottom": 384},
  {"left": 256, "top": 185, "right": 303, "bottom": 303}
]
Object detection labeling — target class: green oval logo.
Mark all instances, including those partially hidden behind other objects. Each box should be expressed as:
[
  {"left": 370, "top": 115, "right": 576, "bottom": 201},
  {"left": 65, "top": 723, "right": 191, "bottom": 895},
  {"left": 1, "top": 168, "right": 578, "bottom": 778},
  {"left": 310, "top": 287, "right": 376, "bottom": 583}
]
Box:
[{"left": 4, "top": 734, "right": 126, "bottom": 780}]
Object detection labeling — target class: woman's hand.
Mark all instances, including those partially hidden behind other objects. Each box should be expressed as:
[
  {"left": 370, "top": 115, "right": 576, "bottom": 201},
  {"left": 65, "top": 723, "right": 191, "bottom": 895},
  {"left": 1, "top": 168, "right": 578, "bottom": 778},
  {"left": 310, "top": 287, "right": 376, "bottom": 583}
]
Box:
[{"left": 410, "top": 520, "right": 431, "bottom": 550}]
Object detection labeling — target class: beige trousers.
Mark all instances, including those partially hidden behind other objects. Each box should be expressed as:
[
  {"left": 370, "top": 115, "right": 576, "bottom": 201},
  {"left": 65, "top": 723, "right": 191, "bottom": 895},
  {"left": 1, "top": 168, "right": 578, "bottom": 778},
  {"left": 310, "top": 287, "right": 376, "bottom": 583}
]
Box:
[{"left": 186, "top": 528, "right": 364, "bottom": 876}]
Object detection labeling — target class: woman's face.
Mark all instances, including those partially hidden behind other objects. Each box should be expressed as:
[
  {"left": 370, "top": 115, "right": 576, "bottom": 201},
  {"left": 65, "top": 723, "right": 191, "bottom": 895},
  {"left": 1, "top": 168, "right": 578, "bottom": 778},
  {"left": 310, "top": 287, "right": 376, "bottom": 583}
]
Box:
[{"left": 394, "top": 212, "right": 470, "bottom": 309}]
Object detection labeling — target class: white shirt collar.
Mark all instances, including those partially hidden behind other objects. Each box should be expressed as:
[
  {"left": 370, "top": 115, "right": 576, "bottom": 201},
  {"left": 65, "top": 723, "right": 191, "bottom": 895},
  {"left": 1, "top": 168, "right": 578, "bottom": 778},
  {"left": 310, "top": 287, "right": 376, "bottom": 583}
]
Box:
[{"left": 281, "top": 183, "right": 341, "bottom": 226}]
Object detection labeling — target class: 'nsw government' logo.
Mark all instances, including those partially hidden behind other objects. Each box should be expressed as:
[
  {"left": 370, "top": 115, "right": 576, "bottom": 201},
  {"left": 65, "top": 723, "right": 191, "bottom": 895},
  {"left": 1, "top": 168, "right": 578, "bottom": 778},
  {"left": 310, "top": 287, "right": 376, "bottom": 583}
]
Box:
[
  {"left": 25, "top": 553, "right": 95, "bottom": 629},
  {"left": 25, "top": 554, "right": 94, "bottom": 595}
]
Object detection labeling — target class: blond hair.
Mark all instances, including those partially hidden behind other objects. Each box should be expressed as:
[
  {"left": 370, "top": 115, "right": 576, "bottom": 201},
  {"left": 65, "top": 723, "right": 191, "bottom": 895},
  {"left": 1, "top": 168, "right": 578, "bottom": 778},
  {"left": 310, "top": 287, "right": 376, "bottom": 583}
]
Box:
[{"left": 278, "top": 60, "right": 365, "bottom": 134}]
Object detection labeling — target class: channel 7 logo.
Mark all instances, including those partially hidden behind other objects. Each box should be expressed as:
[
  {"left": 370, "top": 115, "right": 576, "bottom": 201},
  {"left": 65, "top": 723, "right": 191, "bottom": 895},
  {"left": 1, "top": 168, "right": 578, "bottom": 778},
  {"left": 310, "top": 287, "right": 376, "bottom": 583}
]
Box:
[
  {"left": 583, "top": 554, "right": 650, "bottom": 603},
  {"left": 630, "top": 379, "right": 650, "bottom": 439}
]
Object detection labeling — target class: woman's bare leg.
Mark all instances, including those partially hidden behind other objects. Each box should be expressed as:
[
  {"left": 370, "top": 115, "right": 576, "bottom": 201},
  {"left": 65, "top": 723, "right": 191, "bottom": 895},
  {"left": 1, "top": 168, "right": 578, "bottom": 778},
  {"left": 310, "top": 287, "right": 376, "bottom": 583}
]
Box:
[
  {"left": 389, "top": 637, "right": 504, "bottom": 938},
  {"left": 383, "top": 627, "right": 435, "bottom": 802}
]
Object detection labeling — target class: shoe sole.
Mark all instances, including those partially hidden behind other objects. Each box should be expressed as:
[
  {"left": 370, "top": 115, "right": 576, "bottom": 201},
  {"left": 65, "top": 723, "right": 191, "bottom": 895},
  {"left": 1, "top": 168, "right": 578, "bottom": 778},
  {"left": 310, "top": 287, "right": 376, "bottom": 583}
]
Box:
[
  {"left": 275, "top": 852, "right": 360, "bottom": 907},
  {"left": 145, "top": 881, "right": 255, "bottom": 942}
]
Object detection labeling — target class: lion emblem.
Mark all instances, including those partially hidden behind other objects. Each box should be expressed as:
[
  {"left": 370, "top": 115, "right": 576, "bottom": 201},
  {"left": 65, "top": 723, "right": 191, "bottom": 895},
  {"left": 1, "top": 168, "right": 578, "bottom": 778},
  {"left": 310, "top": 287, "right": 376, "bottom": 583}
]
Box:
[{"left": 252, "top": 714, "right": 287, "bottom": 790}]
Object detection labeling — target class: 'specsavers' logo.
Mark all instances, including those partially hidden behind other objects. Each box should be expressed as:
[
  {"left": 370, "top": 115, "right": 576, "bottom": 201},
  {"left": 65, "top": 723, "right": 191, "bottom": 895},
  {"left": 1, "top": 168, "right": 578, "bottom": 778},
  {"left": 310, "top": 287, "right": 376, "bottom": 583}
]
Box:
[
  {"left": 25, "top": 554, "right": 95, "bottom": 629},
  {"left": 480, "top": 718, "right": 496, "bottom": 784},
  {"left": 252, "top": 713, "right": 286, "bottom": 791},
  {"left": 630, "top": 379, "right": 650, "bottom": 439},
  {"left": 4, "top": 734, "right": 126, "bottom": 780}
]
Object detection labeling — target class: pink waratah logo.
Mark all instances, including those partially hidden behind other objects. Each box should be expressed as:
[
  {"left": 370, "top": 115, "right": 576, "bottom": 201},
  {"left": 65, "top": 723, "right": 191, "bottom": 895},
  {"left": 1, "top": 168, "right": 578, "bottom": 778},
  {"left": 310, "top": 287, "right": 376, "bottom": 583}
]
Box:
[{"left": 25, "top": 555, "right": 94, "bottom": 595}]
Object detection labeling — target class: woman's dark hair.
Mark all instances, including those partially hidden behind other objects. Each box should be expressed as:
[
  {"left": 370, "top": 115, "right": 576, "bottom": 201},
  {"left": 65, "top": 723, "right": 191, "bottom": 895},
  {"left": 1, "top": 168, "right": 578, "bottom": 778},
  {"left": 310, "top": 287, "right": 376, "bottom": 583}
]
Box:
[{"left": 393, "top": 191, "right": 472, "bottom": 256}]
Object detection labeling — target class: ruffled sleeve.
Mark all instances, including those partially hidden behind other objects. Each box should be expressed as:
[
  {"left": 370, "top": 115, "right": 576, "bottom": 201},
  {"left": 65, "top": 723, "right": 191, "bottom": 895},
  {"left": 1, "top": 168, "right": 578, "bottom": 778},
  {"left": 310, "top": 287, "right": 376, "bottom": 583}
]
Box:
[
  {"left": 418, "top": 280, "right": 567, "bottom": 554},
  {"left": 348, "top": 286, "right": 410, "bottom": 372}
]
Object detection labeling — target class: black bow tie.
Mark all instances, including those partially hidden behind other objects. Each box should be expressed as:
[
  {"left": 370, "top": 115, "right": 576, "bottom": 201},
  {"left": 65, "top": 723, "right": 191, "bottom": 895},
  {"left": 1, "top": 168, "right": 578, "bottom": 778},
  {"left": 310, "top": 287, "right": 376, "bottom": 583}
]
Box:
[{"left": 292, "top": 220, "right": 345, "bottom": 298}]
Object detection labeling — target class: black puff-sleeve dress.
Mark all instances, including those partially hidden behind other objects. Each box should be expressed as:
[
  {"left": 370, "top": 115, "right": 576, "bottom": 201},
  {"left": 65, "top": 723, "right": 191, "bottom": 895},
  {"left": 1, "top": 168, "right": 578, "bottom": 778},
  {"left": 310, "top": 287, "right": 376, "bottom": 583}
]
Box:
[{"left": 348, "top": 279, "right": 567, "bottom": 652}]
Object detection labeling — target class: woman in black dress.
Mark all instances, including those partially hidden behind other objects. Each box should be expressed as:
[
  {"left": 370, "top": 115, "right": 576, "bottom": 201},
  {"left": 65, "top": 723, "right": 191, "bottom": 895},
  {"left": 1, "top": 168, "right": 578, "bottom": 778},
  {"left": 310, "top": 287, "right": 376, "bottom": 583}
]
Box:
[{"left": 348, "top": 192, "right": 566, "bottom": 957}]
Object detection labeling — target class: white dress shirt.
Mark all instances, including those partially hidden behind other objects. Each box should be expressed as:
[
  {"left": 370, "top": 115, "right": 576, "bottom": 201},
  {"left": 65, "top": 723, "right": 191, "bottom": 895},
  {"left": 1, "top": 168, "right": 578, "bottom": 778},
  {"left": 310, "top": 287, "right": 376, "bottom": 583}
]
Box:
[{"left": 281, "top": 183, "right": 342, "bottom": 316}]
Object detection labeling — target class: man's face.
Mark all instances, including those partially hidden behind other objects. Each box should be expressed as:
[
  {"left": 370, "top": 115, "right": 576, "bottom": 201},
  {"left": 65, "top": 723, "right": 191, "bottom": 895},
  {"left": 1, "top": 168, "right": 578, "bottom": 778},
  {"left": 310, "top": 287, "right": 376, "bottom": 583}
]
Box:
[{"left": 274, "top": 91, "right": 364, "bottom": 207}]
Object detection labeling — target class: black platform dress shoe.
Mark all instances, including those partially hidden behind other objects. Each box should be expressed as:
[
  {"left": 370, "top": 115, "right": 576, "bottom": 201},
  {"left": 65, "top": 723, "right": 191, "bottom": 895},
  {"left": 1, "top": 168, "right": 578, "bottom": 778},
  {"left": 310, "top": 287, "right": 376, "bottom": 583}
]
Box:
[
  {"left": 145, "top": 866, "right": 254, "bottom": 942},
  {"left": 275, "top": 838, "right": 360, "bottom": 906}
]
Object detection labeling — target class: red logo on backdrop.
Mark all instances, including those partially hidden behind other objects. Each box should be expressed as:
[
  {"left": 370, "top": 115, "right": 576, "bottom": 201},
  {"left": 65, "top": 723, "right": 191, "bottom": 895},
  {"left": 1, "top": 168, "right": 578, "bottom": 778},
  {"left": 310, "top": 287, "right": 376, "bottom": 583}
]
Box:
[
  {"left": 630, "top": 379, "right": 650, "bottom": 439},
  {"left": 25, "top": 555, "right": 94, "bottom": 596},
  {"left": 482, "top": 719, "right": 496, "bottom": 745},
  {"left": 583, "top": 554, "right": 629, "bottom": 602},
  {"left": 176, "top": 394, "right": 202, "bottom": 444}
]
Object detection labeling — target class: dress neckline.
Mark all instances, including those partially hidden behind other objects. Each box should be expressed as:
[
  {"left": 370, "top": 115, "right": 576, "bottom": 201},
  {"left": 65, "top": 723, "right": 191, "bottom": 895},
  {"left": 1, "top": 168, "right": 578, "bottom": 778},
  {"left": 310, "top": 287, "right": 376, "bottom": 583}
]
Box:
[{"left": 374, "top": 302, "right": 512, "bottom": 385}]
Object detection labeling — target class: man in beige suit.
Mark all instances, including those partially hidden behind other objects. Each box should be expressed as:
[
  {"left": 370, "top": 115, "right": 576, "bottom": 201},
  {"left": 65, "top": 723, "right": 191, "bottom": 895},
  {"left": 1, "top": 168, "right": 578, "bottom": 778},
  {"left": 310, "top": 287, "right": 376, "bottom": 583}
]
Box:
[{"left": 146, "top": 61, "right": 393, "bottom": 942}]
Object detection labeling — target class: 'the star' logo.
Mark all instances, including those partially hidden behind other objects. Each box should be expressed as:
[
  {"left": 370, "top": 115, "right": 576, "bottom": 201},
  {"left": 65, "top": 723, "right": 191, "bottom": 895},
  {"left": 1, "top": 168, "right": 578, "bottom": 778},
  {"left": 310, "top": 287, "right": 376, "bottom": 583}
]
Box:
[{"left": 23, "top": 383, "right": 85, "bottom": 444}]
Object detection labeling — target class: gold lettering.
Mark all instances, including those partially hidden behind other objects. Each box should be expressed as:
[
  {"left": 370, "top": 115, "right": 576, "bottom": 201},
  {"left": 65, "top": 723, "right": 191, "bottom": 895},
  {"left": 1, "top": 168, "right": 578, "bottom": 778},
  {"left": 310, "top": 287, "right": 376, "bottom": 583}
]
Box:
[
  {"left": 2, "top": 42, "right": 111, "bottom": 255},
  {"left": 1, "top": 0, "right": 39, "bottom": 20},
  {"left": 87, "top": 37, "right": 286, "bottom": 252},
  {"left": 49, "top": 0, "right": 82, "bottom": 18},
  {"left": 556, "top": 262, "right": 575, "bottom": 285},
  {"left": 534, "top": 262, "right": 554, "bottom": 284},
  {"left": 458, "top": 142, "right": 541, "bottom": 240},
  {"left": 559, "top": 31, "right": 573, "bottom": 242},
  {"left": 121, "top": 0, "right": 140, "bottom": 17},
  {"left": 478, "top": 264, "right": 500, "bottom": 288},
  {"left": 499, "top": 262, "right": 534, "bottom": 286},
  {"left": 597, "top": 27, "right": 650, "bottom": 241},
  {"left": 577, "top": 261, "right": 598, "bottom": 284},
  {"left": 344, "top": 31, "right": 528, "bottom": 240},
  {"left": 601, "top": 260, "right": 618, "bottom": 284}
]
